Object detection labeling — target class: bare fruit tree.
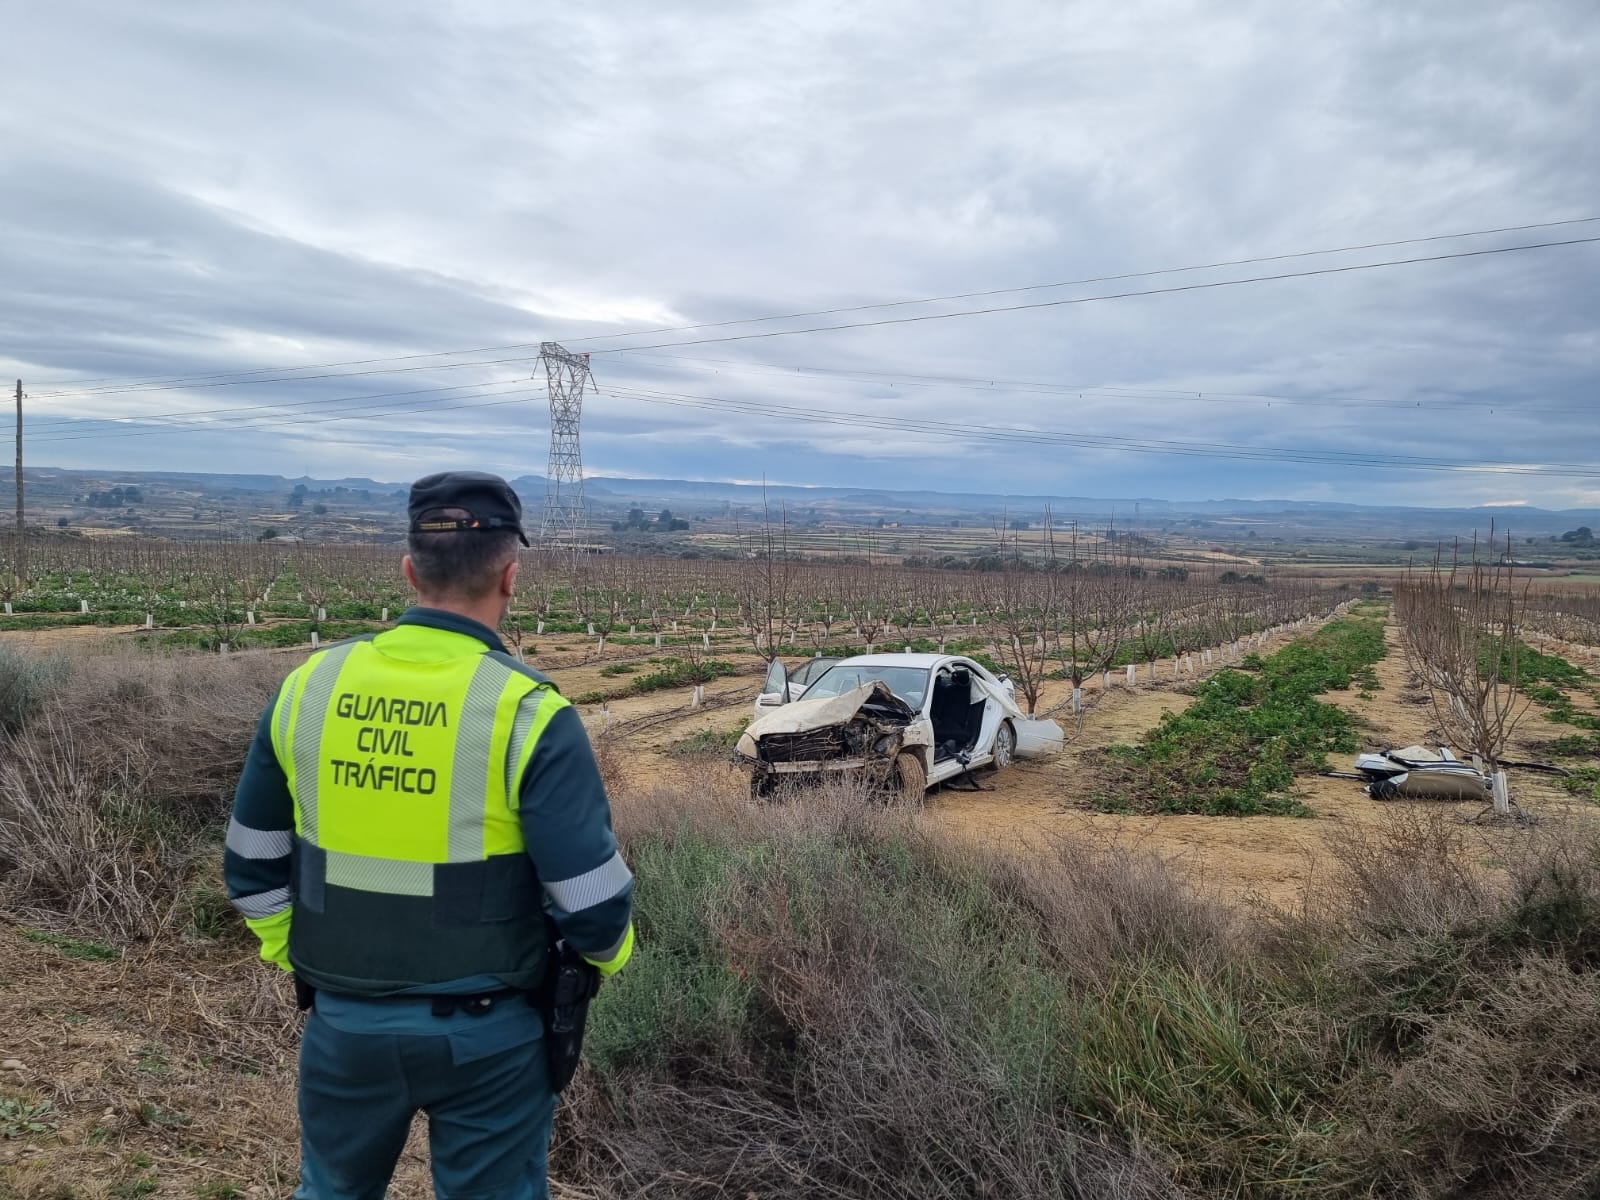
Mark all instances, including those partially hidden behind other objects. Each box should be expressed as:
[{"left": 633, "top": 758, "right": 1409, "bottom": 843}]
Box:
[
  {"left": 1395, "top": 528, "right": 1531, "bottom": 813},
  {"left": 1044, "top": 522, "right": 1129, "bottom": 718},
  {"left": 736, "top": 499, "right": 794, "bottom": 663},
  {"left": 986, "top": 561, "right": 1054, "bottom": 716}
]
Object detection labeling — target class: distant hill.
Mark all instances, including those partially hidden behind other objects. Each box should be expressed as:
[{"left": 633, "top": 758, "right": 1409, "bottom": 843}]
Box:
[{"left": 5, "top": 464, "right": 1596, "bottom": 540}]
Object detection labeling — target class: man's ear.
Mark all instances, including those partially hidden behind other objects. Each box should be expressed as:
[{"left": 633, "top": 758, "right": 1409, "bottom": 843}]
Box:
[
  {"left": 501, "top": 558, "right": 519, "bottom": 598},
  {"left": 402, "top": 555, "right": 420, "bottom": 593}
]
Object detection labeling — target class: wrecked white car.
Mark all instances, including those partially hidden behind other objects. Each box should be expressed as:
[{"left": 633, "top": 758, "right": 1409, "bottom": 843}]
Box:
[{"left": 735, "top": 653, "right": 1064, "bottom": 801}]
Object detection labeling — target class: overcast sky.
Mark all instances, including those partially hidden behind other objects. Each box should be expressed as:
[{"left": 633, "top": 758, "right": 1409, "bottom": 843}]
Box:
[{"left": 2, "top": 0, "right": 1596, "bottom": 510}]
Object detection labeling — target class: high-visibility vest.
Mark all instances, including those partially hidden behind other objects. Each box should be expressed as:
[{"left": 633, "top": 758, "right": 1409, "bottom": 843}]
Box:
[{"left": 270, "top": 625, "right": 564, "bottom": 995}]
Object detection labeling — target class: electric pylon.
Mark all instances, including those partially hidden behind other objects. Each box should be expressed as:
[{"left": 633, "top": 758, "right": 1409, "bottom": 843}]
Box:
[{"left": 536, "top": 342, "right": 594, "bottom": 546}]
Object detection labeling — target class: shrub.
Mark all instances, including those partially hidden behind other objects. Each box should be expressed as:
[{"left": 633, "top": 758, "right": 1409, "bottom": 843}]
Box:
[
  {"left": 1322, "top": 818, "right": 1600, "bottom": 1196},
  {"left": 665, "top": 722, "right": 747, "bottom": 758},
  {"left": 0, "top": 643, "right": 70, "bottom": 733},
  {"left": 630, "top": 658, "right": 738, "bottom": 693},
  {"left": 554, "top": 780, "right": 1600, "bottom": 1198},
  {"left": 564, "top": 781, "right": 1192, "bottom": 1197},
  {"left": 0, "top": 649, "right": 287, "bottom": 939}
]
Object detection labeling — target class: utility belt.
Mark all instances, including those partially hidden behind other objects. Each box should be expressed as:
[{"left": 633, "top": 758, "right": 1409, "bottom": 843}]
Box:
[{"left": 292, "top": 938, "right": 600, "bottom": 1093}]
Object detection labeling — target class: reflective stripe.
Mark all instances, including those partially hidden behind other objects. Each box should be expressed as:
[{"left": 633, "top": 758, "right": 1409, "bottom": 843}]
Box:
[
  {"left": 447, "top": 655, "right": 506, "bottom": 862},
  {"left": 585, "top": 923, "right": 635, "bottom": 977},
  {"left": 503, "top": 689, "right": 547, "bottom": 801},
  {"left": 275, "top": 669, "right": 302, "bottom": 762},
  {"left": 226, "top": 819, "right": 293, "bottom": 860},
  {"left": 589, "top": 921, "right": 633, "bottom": 965},
  {"left": 233, "top": 887, "right": 292, "bottom": 918},
  {"left": 544, "top": 851, "right": 632, "bottom": 913},
  {"left": 325, "top": 849, "right": 435, "bottom": 897},
  {"left": 290, "top": 642, "right": 360, "bottom": 842}
]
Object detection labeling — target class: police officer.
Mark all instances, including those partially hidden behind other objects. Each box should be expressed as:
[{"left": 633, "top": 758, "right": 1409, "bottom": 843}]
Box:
[{"left": 225, "top": 471, "right": 634, "bottom": 1200}]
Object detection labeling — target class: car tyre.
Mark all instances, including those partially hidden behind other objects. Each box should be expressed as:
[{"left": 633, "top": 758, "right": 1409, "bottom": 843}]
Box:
[
  {"left": 893, "top": 751, "right": 927, "bottom": 805},
  {"left": 750, "top": 772, "right": 779, "bottom": 802},
  {"left": 991, "top": 721, "right": 1016, "bottom": 772}
]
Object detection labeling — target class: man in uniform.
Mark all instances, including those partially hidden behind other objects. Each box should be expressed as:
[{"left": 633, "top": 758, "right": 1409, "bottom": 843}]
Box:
[{"left": 225, "top": 471, "right": 634, "bottom": 1200}]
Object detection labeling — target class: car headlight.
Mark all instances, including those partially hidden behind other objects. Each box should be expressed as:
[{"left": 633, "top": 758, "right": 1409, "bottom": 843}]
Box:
[{"left": 873, "top": 733, "right": 896, "bottom": 754}]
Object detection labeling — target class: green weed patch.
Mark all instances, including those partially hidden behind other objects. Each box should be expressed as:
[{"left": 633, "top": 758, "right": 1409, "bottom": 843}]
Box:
[
  {"left": 1509, "top": 643, "right": 1600, "bottom": 741},
  {"left": 136, "top": 620, "right": 383, "bottom": 653},
  {"left": 626, "top": 658, "right": 739, "bottom": 694},
  {"left": 1563, "top": 767, "right": 1600, "bottom": 802},
  {"left": 666, "top": 723, "right": 748, "bottom": 758},
  {"left": 1091, "top": 617, "right": 1387, "bottom": 816},
  {"left": 19, "top": 927, "right": 119, "bottom": 961}
]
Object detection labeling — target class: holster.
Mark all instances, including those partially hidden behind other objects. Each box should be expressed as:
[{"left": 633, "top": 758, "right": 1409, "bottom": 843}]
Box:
[
  {"left": 293, "top": 974, "right": 316, "bottom": 1012},
  {"left": 539, "top": 938, "right": 601, "bottom": 1093}
]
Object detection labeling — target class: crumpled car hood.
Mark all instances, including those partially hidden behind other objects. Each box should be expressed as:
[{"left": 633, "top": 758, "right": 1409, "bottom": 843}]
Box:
[{"left": 743, "top": 680, "right": 916, "bottom": 738}]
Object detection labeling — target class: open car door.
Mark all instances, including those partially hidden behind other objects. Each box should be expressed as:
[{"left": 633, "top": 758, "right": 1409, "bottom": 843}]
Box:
[{"left": 753, "top": 657, "right": 790, "bottom": 718}]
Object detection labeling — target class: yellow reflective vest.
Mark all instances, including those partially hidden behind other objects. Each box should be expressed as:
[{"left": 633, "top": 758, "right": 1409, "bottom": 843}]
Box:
[{"left": 270, "top": 625, "right": 564, "bottom": 994}]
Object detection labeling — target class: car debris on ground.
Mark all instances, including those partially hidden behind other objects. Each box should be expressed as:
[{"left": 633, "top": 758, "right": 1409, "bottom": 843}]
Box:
[{"left": 1354, "top": 745, "right": 1493, "bottom": 801}]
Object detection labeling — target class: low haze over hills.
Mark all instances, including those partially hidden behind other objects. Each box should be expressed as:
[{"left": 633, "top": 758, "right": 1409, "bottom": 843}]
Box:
[{"left": 6, "top": 465, "right": 1596, "bottom": 543}]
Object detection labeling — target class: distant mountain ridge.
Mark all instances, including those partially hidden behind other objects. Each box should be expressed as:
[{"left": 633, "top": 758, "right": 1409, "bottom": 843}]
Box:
[{"left": 8, "top": 464, "right": 1597, "bottom": 534}]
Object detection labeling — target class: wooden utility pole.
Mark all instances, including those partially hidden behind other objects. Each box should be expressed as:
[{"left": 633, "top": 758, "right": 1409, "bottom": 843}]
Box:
[{"left": 14, "top": 379, "right": 23, "bottom": 585}]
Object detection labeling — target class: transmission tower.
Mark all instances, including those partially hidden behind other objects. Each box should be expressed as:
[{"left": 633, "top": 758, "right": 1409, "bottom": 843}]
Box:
[{"left": 537, "top": 342, "right": 594, "bottom": 546}]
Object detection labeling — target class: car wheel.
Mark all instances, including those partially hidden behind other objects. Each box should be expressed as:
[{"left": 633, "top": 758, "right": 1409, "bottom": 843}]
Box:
[
  {"left": 992, "top": 722, "right": 1016, "bottom": 772},
  {"left": 893, "top": 751, "right": 927, "bottom": 805},
  {"left": 750, "top": 773, "right": 778, "bottom": 802}
]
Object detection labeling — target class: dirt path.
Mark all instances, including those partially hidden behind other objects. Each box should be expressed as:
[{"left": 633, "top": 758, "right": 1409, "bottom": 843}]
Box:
[{"left": 0, "top": 623, "right": 143, "bottom": 652}]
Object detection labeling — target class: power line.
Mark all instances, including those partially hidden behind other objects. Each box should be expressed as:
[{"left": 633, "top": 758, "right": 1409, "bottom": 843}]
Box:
[
  {"left": 17, "top": 377, "right": 531, "bottom": 434},
  {"left": 28, "top": 354, "right": 545, "bottom": 400},
  {"left": 16, "top": 343, "right": 1571, "bottom": 447},
  {"left": 617, "top": 351, "right": 1584, "bottom": 416},
  {"left": 15, "top": 368, "right": 1590, "bottom": 484},
  {"left": 603, "top": 383, "right": 1600, "bottom": 481},
  {"left": 568, "top": 214, "right": 1600, "bottom": 344},
  {"left": 26, "top": 215, "right": 1599, "bottom": 399},
  {"left": 18, "top": 386, "right": 535, "bottom": 445},
  {"left": 17, "top": 226, "right": 1593, "bottom": 447},
  {"left": 584, "top": 236, "right": 1600, "bottom": 357}
]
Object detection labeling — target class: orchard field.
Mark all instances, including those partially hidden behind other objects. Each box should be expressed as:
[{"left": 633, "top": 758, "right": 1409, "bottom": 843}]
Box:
[{"left": 5, "top": 533, "right": 1600, "bottom": 1197}]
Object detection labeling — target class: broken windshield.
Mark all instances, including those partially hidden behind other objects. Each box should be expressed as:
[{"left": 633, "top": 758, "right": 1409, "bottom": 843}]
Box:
[{"left": 801, "top": 665, "right": 930, "bottom": 710}]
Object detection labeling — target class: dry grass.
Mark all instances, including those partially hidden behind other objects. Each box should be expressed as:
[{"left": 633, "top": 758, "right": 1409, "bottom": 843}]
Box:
[
  {"left": 0, "top": 649, "right": 284, "bottom": 940},
  {"left": 989, "top": 830, "right": 1244, "bottom": 985}
]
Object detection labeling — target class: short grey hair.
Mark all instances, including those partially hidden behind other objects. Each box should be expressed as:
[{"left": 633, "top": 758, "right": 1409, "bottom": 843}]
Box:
[{"left": 407, "top": 508, "right": 519, "bottom": 600}]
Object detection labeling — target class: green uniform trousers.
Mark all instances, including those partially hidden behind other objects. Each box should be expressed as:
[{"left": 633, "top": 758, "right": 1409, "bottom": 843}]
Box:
[{"left": 295, "top": 995, "right": 554, "bottom": 1200}]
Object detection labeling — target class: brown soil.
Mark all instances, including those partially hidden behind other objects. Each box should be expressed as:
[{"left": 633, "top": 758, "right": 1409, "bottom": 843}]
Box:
[
  {"left": 0, "top": 624, "right": 143, "bottom": 651},
  {"left": 0, "top": 931, "right": 600, "bottom": 1199}
]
